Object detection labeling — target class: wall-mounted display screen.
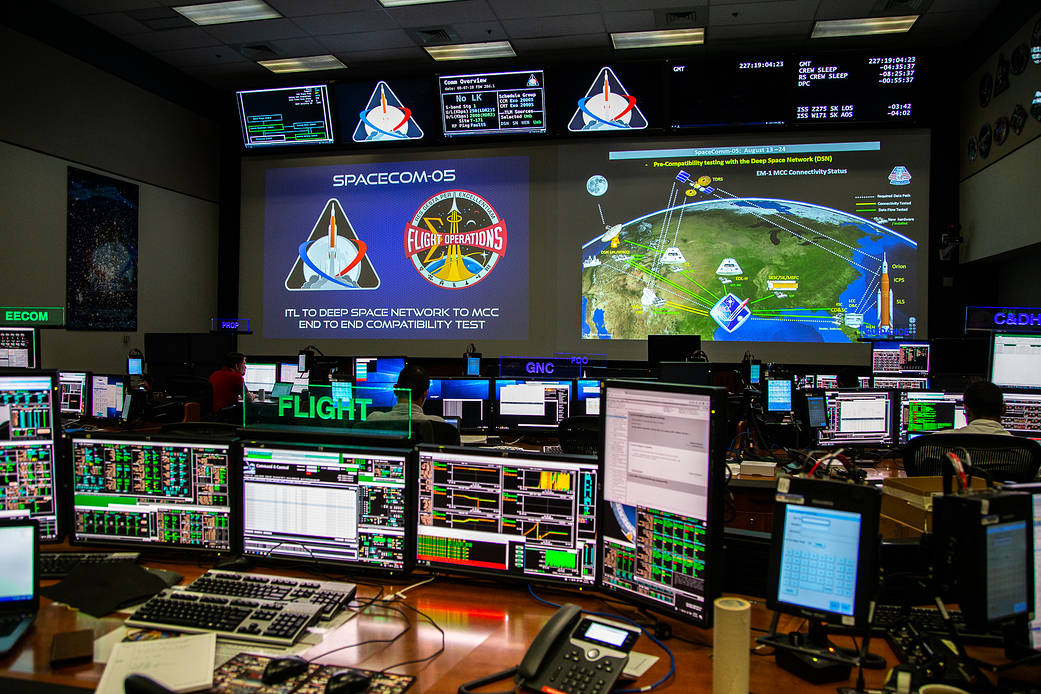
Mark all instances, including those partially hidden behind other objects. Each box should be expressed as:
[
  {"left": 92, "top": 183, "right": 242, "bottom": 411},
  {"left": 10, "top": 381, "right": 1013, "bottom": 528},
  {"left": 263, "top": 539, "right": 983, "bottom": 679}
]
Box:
[
  {"left": 335, "top": 79, "right": 431, "bottom": 143},
  {"left": 237, "top": 85, "right": 334, "bottom": 148},
  {"left": 439, "top": 70, "right": 546, "bottom": 137}
]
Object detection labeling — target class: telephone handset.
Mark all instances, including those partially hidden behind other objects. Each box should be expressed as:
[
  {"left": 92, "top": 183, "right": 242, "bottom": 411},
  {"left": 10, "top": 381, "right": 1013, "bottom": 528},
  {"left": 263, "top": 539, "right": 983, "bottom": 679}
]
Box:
[{"left": 515, "top": 603, "right": 641, "bottom": 694}]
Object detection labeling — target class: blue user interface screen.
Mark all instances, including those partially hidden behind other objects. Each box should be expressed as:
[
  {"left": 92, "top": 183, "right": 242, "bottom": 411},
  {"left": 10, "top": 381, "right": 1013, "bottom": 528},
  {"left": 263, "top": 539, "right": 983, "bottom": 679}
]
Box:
[
  {"left": 778, "top": 504, "right": 861, "bottom": 617},
  {"left": 766, "top": 379, "right": 793, "bottom": 413},
  {"left": 985, "top": 520, "right": 1029, "bottom": 622},
  {"left": 354, "top": 357, "right": 405, "bottom": 384}
]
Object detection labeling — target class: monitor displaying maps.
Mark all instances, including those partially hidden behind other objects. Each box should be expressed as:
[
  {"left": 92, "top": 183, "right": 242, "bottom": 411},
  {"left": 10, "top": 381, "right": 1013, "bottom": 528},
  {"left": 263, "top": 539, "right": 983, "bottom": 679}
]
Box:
[{"left": 568, "top": 130, "right": 929, "bottom": 343}]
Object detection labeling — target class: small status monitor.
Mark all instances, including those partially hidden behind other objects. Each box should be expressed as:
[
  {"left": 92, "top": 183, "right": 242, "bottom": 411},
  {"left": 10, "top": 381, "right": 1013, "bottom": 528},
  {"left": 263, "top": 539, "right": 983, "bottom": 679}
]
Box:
[
  {"left": 465, "top": 355, "right": 482, "bottom": 377},
  {"left": 90, "top": 374, "right": 125, "bottom": 420},
  {"left": 747, "top": 360, "right": 762, "bottom": 385},
  {"left": 127, "top": 356, "right": 143, "bottom": 376},
  {"left": 765, "top": 378, "right": 794, "bottom": 414},
  {"left": 1002, "top": 483, "right": 1041, "bottom": 652},
  {"left": 279, "top": 362, "right": 310, "bottom": 393},
  {"left": 439, "top": 69, "right": 547, "bottom": 137},
  {"left": 991, "top": 333, "right": 1041, "bottom": 390},
  {"left": 599, "top": 380, "right": 728, "bottom": 627},
  {"left": 493, "top": 379, "right": 572, "bottom": 431},
  {"left": 243, "top": 361, "right": 277, "bottom": 395},
  {"left": 424, "top": 378, "right": 491, "bottom": 431},
  {"left": 241, "top": 440, "right": 412, "bottom": 574},
  {"left": 236, "top": 84, "right": 334, "bottom": 148},
  {"left": 871, "top": 340, "right": 930, "bottom": 375},
  {"left": 804, "top": 394, "right": 829, "bottom": 429},
  {"left": 764, "top": 477, "right": 881, "bottom": 654},
  {"left": 899, "top": 391, "right": 965, "bottom": 443},
  {"left": 1001, "top": 392, "right": 1041, "bottom": 440},
  {"left": 816, "top": 374, "right": 840, "bottom": 389},
  {"left": 415, "top": 445, "right": 599, "bottom": 586},
  {"left": 574, "top": 379, "right": 602, "bottom": 416},
  {"left": 58, "top": 370, "right": 89, "bottom": 417},
  {"left": 353, "top": 356, "right": 405, "bottom": 384},
  {"left": 0, "top": 327, "right": 39, "bottom": 369},
  {"left": 873, "top": 375, "right": 929, "bottom": 390},
  {"left": 817, "top": 390, "right": 895, "bottom": 446},
  {"left": 70, "top": 435, "right": 232, "bottom": 551},
  {"left": 0, "top": 372, "right": 60, "bottom": 540}
]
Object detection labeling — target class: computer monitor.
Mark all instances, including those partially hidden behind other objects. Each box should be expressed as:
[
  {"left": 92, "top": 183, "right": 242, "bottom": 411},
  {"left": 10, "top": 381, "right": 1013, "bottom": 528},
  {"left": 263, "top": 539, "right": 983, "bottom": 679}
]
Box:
[
  {"left": 991, "top": 333, "right": 1041, "bottom": 390},
  {"left": 493, "top": 379, "right": 572, "bottom": 431},
  {"left": 279, "top": 362, "right": 309, "bottom": 393},
  {"left": 353, "top": 356, "right": 405, "bottom": 384},
  {"left": 804, "top": 394, "right": 829, "bottom": 429},
  {"left": 424, "top": 378, "right": 491, "bottom": 430},
  {"left": 858, "top": 376, "right": 872, "bottom": 388},
  {"left": 747, "top": 360, "right": 762, "bottom": 385},
  {"left": 871, "top": 340, "right": 931, "bottom": 375},
  {"left": 0, "top": 372, "right": 60, "bottom": 541},
  {"left": 241, "top": 440, "right": 412, "bottom": 574},
  {"left": 873, "top": 375, "right": 929, "bottom": 390},
  {"left": 599, "top": 380, "right": 727, "bottom": 627},
  {"left": 817, "top": 390, "right": 895, "bottom": 446},
  {"left": 1001, "top": 392, "right": 1041, "bottom": 440},
  {"left": 415, "top": 445, "right": 599, "bottom": 586},
  {"left": 127, "top": 355, "right": 143, "bottom": 376},
  {"left": 647, "top": 334, "right": 702, "bottom": 367},
  {"left": 763, "top": 477, "right": 881, "bottom": 657},
  {"left": 795, "top": 374, "right": 816, "bottom": 390},
  {"left": 70, "top": 435, "right": 232, "bottom": 551},
  {"left": 816, "top": 374, "right": 840, "bottom": 389},
  {"left": 465, "top": 355, "right": 481, "bottom": 377},
  {"left": 1003, "top": 483, "right": 1041, "bottom": 652},
  {"left": 899, "top": 391, "right": 966, "bottom": 443},
  {"left": 89, "top": 374, "right": 125, "bottom": 420},
  {"left": 574, "top": 379, "right": 602, "bottom": 416},
  {"left": 765, "top": 378, "right": 794, "bottom": 415},
  {"left": 243, "top": 361, "right": 277, "bottom": 394},
  {"left": 58, "top": 370, "right": 89, "bottom": 417},
  {"left": 0, "top": 327, "right": 39, "bottom": 369},
  {"left": 354, "top": 381, "right": 399, "bottom": 409}
]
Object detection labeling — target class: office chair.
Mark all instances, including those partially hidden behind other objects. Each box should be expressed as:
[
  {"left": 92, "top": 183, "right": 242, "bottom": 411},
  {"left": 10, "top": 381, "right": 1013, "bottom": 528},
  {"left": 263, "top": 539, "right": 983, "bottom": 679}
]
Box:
[
  {"left": 125, "top": 674, "right": 174, "bottom": 694},
  {"left": 428, "top": 419, "right": 462, "bottom": 446},
  {"left": 902, "top": 433, "right": 1041, "bottom": 483},
  {"left": 558, "top": 415, "right": 601, "bottom": 456},
  {"left": 164, "top": 375, "right": 214, "bottom": 418},
  {"left": 158, "top": 420, "right": 241, "bottom": 439}
]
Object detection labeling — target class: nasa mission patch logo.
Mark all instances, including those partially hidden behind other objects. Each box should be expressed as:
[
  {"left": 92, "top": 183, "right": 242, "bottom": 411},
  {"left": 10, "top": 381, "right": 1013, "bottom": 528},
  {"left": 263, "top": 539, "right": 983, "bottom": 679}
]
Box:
[{"left": 404, "top": 190, "right": 507, "bottom": 289}]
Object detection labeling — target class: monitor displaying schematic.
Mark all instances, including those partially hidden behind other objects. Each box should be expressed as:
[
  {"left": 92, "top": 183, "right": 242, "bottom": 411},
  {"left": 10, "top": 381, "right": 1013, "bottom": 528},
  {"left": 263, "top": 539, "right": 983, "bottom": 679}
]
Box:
[
  {"left": 493, "top": 379, "right": 571, "bottom": 431},
  {"left": 58, "top": 371, "right": 89, "bottom": 417},
  {"left": 415, "top": 446, "right": 599, "bottom": 586},
  {"left": 817, "top": 390, "right": 895, "bottom": 446},
  {"left": 1001, "top": 392, "right": 1041, "bottom": 440},
  {"left": 0, "top": 372, "right": 60, "bottom": 540},
  {"left": 871, "top": 340, "right": 930, "bottom": 375},
  {"left": 241, "top": 441, "right": 411, "bottom": 574},
  {"left": 599, "top": 380, "right": 727, "bottom": 628},
  {"left": 70, "top": 436, "right": 232, "bottom": 551},
  {"left": 0, "top": 327, "right": 39, "bottom": 368},
  {"left": 899, "top": 391, "right": 966, "bottom": 443}
]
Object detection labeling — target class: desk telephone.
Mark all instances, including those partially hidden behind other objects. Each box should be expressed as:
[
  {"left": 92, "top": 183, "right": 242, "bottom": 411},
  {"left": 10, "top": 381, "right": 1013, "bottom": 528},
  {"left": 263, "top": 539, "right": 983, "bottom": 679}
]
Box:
[{"left": 515, "top": 603, "right": 642, "bottom": 694}]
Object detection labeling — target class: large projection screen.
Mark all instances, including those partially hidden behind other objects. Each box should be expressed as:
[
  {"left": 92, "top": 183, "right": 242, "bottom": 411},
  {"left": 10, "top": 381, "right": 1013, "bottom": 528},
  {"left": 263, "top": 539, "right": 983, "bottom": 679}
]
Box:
[{"left": 239, "top": 130, "right": 929, "bottom": 363}]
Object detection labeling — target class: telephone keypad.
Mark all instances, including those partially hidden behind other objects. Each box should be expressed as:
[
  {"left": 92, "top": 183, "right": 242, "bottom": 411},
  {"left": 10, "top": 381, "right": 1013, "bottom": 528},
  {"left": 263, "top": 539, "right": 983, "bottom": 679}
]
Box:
[{"left": 544, "top": 647, "right": 621, "bottom": 694}]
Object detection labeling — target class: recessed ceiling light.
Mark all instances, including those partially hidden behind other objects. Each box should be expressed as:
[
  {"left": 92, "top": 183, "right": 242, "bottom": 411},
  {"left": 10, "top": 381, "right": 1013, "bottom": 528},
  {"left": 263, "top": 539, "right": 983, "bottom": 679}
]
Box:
[
  {"left": 258, "top": 55, "right": 346, "bottom": 73},
  {"left": 811, "top": 15, "right": 919, "bottom": 39},
  {"left": 379, "top": 0, "right": 463, "bottom": 6},
  {"left": 424, "top": 41, "right": 516, "bottom": 61},
  {"left": 173, "top": 0, "right": 281, "bottom": 26},
  {"left": 611, "top": 28, "right": 704, "bottom": 50}
]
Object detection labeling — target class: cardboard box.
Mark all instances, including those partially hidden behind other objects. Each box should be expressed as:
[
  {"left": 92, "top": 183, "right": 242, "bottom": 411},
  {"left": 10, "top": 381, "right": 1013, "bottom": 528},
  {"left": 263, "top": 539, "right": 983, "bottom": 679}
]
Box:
[{"left": 880, "top": 476, "right": 987, "bottom": 537}]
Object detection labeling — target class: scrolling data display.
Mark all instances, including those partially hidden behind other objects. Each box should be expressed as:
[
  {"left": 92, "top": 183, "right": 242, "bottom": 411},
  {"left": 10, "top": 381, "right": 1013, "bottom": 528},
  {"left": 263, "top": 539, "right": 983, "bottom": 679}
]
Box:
[
  {"left": 0, "top": 374, "right": 59, "bottom": 540},
  {"left": 415, "top": 447, "right": 598, "bottom": 585},
  {"left": 439, "top": 70, "right": 546, "bottom": 137},
  {"left": 241, "top": 445, "right": 409, "bottom": 571},
  {"left": 600, "top": 385, "right": 713, "bottom": 624},
  {"left": 818, "top": 390, "right": 894, "bottom": 446},
  {"left": 237, "top": 85, "right": 334, "bottom": 148},
  {"left": 71, "top": 438, "right": 231, "bottom": 550}
]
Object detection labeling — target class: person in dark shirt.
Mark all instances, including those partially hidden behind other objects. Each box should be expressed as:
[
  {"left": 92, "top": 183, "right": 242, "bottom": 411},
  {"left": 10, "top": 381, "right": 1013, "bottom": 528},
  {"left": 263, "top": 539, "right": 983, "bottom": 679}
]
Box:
[{"left": 209, "top": 352, "right": 254, "bottom": 412}]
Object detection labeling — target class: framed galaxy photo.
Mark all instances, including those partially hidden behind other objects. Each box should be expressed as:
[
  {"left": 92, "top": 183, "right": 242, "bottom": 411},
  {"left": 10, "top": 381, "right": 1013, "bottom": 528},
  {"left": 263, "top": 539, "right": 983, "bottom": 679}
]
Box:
[{"left": 66, "top": 167, "right": 139, "bottom": 330}]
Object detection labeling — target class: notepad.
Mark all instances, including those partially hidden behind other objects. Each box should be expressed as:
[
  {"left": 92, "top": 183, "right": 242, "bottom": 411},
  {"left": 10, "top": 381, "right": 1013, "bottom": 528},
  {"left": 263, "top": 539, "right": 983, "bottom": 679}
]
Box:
[{"left": 95, "top": 631, "right": 215, "bottom": 694}]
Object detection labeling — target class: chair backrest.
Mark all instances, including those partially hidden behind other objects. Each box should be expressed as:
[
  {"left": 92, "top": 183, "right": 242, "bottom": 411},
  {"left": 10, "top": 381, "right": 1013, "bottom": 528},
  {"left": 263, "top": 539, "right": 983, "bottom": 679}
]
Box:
[
  {"left": 902, "top": 433, "right": 1041, "bottom": 483},
  {"left": 165, "top": 374, "right": 214, "bottom": 416},
  {"left": 558, "top": 415, "right": 601, "bottom": 456},
  {"left": 428, "top": 419, "right": 462, "bottom": 446}
]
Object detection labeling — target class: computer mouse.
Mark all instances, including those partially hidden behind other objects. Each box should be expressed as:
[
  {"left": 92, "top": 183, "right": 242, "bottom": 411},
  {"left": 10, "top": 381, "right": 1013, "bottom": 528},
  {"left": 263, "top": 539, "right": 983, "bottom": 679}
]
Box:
[
  {"left": 261, "top": 656, "right": 309, "bottom": 684},
  {"left": 324, "top": 668, "right": 372, "bottom": 694}
]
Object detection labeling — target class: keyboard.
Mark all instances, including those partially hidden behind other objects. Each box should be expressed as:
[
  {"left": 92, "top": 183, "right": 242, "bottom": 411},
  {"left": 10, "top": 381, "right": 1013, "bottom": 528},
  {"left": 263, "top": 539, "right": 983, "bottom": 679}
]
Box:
[
  {"left": 40, "top": 551, "right": 141, "bottom": 579},
  {"left": 826, "top": 604, "right": 1003, "bottom": 646},
  {"left": 127, "top": 589, "right": 322, "bottom": 647},
  {"left": 185, "top": 570, "right": 356, "bottom": 621}
]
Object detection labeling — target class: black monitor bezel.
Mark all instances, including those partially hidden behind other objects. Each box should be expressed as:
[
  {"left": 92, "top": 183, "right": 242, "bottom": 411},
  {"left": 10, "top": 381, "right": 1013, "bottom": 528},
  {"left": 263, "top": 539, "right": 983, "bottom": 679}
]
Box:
[
  {"left": 764, "top": 377, "right": 795, "bottom": 414},
  {"left": 491, "top": 377, "right": 575, "bottom": 432},
  {"left": 413, "top": 443, "right": 601, "bottom": 588},
  {"left": 870, "top": 339, "right": 931, "bottom": 375},
  {"left": 596, "top": 379, "right": 728, "bottom": 629},
  {"left": 67, "top": 431, "right": 238, "bottom": 555},
  {"left": 0, "top": 327, "right": 40, "bottom": 369},
  {"left": 423, "top": 376, "right": 492, "bottom": 431},
  {"left": 815, "top": 388, "right": 897, "bottom": 447},
  {"left": 766, "top": 476, "right": 881, "bottom": 628},
  {"left": 88, "top": 373, "right": 127, "bottom": 421},
  {"left": 238, "top": 436, "right": 415, "bottom": 577},
  {"left": 990, "top": 332, "right": 1041, "bottom": 390},
  {"left": 58, "top": 369, "right": 92, "bottom": 417}
]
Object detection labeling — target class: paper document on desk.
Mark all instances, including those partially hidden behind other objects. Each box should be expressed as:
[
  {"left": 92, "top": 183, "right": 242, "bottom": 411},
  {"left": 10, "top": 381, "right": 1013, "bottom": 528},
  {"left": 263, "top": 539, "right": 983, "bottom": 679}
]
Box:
[{"left": 96, "top": 631, "right": 216, "bottom": 693}]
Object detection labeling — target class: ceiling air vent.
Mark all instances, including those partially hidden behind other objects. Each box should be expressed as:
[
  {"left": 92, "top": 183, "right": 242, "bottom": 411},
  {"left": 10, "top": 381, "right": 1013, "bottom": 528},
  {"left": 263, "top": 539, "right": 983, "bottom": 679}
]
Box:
[
  {"left": 410, "top": 27, "right": 459, "bottom": 45},
  {"left": 653, "top": 7, "right": 704, "bottom": 28}
]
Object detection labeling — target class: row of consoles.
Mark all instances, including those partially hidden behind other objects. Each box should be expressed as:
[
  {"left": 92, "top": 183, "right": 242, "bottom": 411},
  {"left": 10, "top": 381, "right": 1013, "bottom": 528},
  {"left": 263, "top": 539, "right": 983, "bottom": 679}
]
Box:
[{"left": 2, "top": 369, "right": 1040, "bottom": 687}]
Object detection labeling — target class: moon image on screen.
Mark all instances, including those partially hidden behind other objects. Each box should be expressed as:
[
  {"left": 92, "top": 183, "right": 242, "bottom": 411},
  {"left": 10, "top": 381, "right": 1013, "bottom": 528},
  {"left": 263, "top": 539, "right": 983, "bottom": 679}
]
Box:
[{"left": 587, "top": 175, "right": 608, "bottom": 197}]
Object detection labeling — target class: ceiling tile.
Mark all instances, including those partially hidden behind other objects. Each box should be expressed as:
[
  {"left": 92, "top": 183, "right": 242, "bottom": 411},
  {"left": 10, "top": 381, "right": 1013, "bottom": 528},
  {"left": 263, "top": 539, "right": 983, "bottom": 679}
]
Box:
[
  {"left": 154, "top": 45, "right": 252, "bottom": 68},
  {"left": 291, "top": 11, "right": 399, "bottom": 35},
  {"left": 201, "top": 18, "right": 309, "bottom": 43},
  {"left": 708, "top": 20, "right": 810, "bottom": 41},
  {"left": 708, "top": 0, "right": 820, "bottom": 26},
  {"left": 317, "top": 29, "right": 417, "bottom": 52},
  {"left": 813, "top": 0, "right": 877, "bottom": 20},
  {"left": 486, "top": 0, "right": 600, "bottom": 21},
  {"left": 336, "top": 45, "right": 429, "bottom": 64},
  {"left": 50, "top": 0, "right": 163, "bottom": 12},
  {"left": 602, "top": 10, "right": 657, "bottom": 33},
  {"left": 502, "top": 14, "right": 604, "bottom": 39},
  {"left": 385, "top": 1, "right": 498, "bottom": 27},
  {"left": 122, "top": 26, "right": 223, "bottom": 51},
  {"left": 79, "top": 11, "right": 151, "bottom": 35},
  {"left": 446, "top": 21, "right": 509, "bottom": 42},
  {"left": 511, "top": 34, "right": 607, "bottom": 52},
  {"left": 267, "top": 0, "right": 376, "bottom": 16}
]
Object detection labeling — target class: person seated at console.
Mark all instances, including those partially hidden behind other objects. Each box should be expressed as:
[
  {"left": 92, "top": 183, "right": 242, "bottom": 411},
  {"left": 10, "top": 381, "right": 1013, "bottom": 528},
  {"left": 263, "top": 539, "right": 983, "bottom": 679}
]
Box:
[
  {"left": 365, "top": 364, "right": 445, "bottom": 423},
  {"left": 943, "top": 380, "right": 1010, "bottom": 435},
  {"left": 209, "top": 352, "right": 254, "bottom": 412}
]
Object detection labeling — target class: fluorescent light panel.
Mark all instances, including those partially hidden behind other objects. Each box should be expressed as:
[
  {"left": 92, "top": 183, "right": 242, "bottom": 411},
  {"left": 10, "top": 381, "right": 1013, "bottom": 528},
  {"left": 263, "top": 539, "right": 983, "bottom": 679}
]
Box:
[
  {"left": 425, "top": 41, "right": 516, "bottom": 61},
  {"left": 811, "top": 15, "right": 919, "bottom": 38},
  {"left": 611, "top": 28, "right": 704, "bottom": 49},
  {"left": 173, "top": 0, "right": 281, "bottom": 25},
  {"left": 379, "top": 0, "right": 463, "bottom": 6},
  {"left": 258, "top": 55, "right": 346, "bottom": 73}
]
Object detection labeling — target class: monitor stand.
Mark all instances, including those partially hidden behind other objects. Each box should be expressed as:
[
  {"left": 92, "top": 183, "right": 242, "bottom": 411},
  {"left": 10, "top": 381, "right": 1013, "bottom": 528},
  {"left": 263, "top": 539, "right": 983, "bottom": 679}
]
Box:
[{"left": 757, "top": 614, "right": 885, "bottom": 684}]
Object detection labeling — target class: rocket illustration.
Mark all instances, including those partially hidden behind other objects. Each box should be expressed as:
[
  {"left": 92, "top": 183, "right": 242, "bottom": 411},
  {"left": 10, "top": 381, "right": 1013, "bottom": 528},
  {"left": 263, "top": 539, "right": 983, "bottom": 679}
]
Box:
[
  {"left": 877, "top": 251, "right": 893, "bottom": 332},
  {"left": 327, "top": 203, "right": 337, "bottom": 276}
]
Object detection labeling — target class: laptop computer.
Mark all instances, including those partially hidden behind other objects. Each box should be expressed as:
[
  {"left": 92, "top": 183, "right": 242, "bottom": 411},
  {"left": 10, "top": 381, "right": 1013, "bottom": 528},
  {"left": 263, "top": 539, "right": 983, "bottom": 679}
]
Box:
[
  {"left": 0, "top": 518, "right": 39, "bottom": 655},
  {"left": 270, "top": 382, "right": 292, "bottom": 398}
]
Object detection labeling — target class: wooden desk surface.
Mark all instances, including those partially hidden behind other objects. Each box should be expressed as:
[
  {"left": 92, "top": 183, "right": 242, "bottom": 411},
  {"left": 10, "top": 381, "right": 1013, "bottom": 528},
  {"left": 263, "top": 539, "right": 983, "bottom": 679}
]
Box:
[{"left": 3, "top": 556, "right": 1035, "bottom": 693}]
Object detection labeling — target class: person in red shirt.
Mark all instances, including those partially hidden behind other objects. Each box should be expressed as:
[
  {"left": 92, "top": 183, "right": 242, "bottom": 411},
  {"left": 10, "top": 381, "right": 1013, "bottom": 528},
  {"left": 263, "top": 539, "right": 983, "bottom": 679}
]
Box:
[{"left": 209, "top": 352, "right": 254, "bottom": 412}]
